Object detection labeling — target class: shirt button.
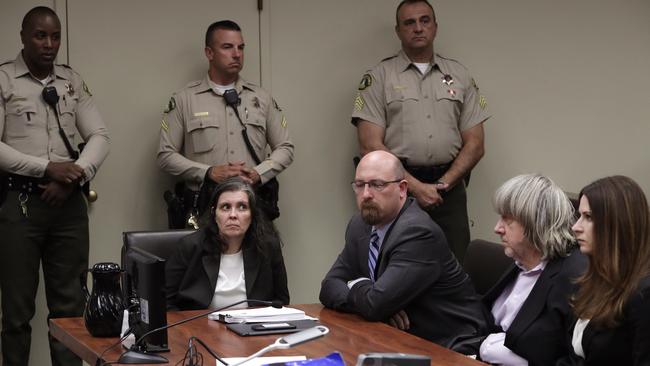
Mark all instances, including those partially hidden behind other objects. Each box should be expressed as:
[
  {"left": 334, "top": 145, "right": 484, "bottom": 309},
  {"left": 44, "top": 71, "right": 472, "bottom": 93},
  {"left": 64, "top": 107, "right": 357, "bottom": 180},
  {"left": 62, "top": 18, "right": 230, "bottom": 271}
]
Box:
[
  {"left": 424, "top": 95, "right": 429, "bottom": 99},
  {"left": 230, "top": 131, "right": 234, "bottom": 135},
  {"left": 426, "top": 114, "right": 431, "bottom": 119},
  {"left": 230, "top": 150, "right": 235, "bottom": 154},
  {"left": 229, "top": 112, "right": 233, "bottom": 116},
  {"left": 428, "top": 135, "right": 433, "bottom": 139}
]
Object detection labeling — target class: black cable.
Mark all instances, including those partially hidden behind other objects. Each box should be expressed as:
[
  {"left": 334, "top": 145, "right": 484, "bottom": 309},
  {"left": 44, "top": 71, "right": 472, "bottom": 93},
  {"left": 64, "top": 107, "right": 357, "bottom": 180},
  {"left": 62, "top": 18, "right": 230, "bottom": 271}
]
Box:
[
  {"left": 176, "top": 345, "right": 195, "bottom": 366},
  {"left": 177, "top": 337, "right": 205, "bottom": 366},
  {"left": 95, "top": 302, "right": 139, "bottom": 366},
  {"left": 188, "top": 336, "right": 229, "bottom": 366},
  {"left": 94, "top": 327, "right": 134, "bottom": 366}
]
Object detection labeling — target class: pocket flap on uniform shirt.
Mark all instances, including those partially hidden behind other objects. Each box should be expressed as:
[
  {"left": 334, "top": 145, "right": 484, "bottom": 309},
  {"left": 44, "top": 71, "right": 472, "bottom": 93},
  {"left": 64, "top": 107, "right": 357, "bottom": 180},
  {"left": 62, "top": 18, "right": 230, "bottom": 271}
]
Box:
[
  {"left": 187, "top": 117, "right": 219, "bottom": 133},
  {"left": 435, "top": 85, "right": 465, "bottom": 102},
  {"left": 58, "top": 95, "right": 79, "bottom": 116},
  {"left": 386, "top": 87, "right": 420, "bottom": 104},
  {"left": 243, "top": 118, "right": 265, "bottom": 128},
  {"left": 6, "top": 98, "right": 37, "bottom": 115}
]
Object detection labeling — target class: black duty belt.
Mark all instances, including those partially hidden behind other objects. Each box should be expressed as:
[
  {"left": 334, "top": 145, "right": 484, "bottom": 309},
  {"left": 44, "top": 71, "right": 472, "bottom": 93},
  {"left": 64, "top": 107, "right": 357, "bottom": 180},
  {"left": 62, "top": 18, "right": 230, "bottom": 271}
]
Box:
[
  {"left": 404, "top": 164, "right": 451, "bottom": 184},
  {"left": 6, "top": 174, "right": 49, "bottom": 195}
]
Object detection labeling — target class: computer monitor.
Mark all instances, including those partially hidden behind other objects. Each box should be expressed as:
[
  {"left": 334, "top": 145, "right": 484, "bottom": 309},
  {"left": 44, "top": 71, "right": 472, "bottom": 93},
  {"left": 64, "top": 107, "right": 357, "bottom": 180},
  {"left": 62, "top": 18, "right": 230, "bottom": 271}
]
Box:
[{"left": 123, "top": 246, "right": 168, "bottom": 352}]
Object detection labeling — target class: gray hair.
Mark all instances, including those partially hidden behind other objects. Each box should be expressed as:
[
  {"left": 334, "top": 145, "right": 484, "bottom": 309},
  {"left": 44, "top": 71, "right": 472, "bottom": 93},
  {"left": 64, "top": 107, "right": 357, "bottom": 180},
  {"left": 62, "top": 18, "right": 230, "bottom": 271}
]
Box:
[{"left": 494, "top": 174, "right": 576, "bottom": 260}]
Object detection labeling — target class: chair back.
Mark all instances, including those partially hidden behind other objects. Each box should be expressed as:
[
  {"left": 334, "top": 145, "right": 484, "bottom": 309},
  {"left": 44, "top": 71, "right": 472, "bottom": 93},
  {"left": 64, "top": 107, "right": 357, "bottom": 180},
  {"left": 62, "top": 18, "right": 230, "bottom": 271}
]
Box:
[
  {"left": 121, "top": 229, "right": 194, "bottom": 299},
  {"left": 463, "top": 239, "right": 513, "bottom": 295},
  {"left": 121, "top": 229, "right": 194, "bottom": 262}
]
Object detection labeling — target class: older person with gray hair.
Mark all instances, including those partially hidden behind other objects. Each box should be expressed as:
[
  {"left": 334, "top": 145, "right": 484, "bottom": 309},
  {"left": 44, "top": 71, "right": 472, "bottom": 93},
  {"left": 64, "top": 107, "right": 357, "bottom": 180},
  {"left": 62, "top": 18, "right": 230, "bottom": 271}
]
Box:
[{"left": 476, "top": 174, "right": 588, "bottom": 366}]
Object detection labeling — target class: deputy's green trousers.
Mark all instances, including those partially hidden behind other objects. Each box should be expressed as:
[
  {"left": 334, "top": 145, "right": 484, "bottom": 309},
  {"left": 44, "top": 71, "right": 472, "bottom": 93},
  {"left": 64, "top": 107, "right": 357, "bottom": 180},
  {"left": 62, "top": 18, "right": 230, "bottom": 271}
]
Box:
[
  {"left": 0, "top": 190, "right": 87, "bottom": 366},
  {"left": 422, "top": 182, "right": 471, "bottom": 263}
]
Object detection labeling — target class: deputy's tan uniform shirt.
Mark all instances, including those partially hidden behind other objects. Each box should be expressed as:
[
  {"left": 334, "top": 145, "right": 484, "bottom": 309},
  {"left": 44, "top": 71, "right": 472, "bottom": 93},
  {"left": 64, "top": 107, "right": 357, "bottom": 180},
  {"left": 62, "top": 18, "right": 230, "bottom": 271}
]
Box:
[
  {"left": 157, "top": 76, "right": 294, "bottom": 191},
  {"left": 0, "top": 52, "right": 110, "bottom": 183},
  {"left": 351, "top": 50, "right": 490, "bottom": 166}
]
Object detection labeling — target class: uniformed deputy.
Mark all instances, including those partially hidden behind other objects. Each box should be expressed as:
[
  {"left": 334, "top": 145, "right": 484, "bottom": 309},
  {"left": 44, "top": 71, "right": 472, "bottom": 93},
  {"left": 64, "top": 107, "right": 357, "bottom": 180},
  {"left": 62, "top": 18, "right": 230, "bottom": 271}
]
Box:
[
  {"left": 158, "top": 20, "right": 293, "bottom": 225},
  {"left": 351, "top": 0, "right": 490, "bottom": 262},
  {"left": 0, "top": 6, "right": 110, "bottom": 366}
]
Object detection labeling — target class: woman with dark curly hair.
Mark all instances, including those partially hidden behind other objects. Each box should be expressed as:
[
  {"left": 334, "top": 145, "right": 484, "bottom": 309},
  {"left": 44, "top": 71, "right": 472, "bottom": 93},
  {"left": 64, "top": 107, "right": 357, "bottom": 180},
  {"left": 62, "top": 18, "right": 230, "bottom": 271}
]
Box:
[
  {"left": 559, "top": 175, "right": 650, "bottom": 365},
  {"left": 165, "top": 177, "right": 289, "bottom": 310}
]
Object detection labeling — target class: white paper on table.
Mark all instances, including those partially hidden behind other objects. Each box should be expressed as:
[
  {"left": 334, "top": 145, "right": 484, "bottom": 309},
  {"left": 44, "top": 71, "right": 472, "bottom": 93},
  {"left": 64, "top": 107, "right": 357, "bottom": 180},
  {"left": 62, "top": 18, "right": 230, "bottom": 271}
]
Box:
[
  {"left": 216, "top": 356, "right": 306, "bottom": 366},
  {"left": 208, "top": 306, "right": 315, "bottom": 323}
]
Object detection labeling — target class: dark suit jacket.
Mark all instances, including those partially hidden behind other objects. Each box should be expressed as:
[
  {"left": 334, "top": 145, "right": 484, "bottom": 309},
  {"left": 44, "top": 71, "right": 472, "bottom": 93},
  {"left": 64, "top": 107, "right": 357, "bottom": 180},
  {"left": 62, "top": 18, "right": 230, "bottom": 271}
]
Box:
[
  {"left": 557, "top": 275, "right": 650, "bottom": 366},
  {"left": 165, "top": 228, "right": 289, "bottom": 310},
  {"left": 319, "top": 197, "right": 488, "bottom": 350},
  {"left": 479, "top": 249, "right": 587, "bottom": 366}
]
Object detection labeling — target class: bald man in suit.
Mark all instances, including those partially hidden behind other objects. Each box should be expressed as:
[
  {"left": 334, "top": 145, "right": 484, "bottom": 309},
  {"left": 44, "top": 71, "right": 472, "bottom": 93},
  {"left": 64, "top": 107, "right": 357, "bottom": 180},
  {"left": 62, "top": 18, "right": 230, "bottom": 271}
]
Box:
[{"left": 319, "top": 151, "right": 487, "bottom": 352}]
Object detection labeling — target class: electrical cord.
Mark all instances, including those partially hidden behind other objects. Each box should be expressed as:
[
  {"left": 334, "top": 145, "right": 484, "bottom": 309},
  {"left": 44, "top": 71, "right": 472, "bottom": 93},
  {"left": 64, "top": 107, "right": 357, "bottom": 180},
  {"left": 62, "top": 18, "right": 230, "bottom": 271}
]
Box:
[
  {"left": 95, "top": 301, "right": 139, "bottom": 366},
  {"left": 185, "top": 336, "right": 229, "bottom": 366},
  {"left": 94, "top": 326, "right": 135, "bottom": 366}
]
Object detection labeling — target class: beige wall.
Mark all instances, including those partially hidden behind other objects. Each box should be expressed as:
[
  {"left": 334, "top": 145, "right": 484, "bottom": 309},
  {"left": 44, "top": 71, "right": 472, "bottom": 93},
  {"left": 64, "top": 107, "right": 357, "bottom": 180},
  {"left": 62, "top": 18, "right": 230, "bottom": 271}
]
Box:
[
  {"left": 2, "top": 0, "right": 650, "bottom": 364},
  {"left": 433, "top": 0, "right": 650, "bottom": 241}
]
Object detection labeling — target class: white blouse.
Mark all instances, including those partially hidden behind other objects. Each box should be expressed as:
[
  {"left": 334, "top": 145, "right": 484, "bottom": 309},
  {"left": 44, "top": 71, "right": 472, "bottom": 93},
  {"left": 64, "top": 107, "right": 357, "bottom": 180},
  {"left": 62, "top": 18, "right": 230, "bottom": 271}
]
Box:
[
  {"left": 572, "top": 318, "right": 591, "bottom": 358},
  {"left": 210, "top": 251, "right": 247, "bottom": 309}
]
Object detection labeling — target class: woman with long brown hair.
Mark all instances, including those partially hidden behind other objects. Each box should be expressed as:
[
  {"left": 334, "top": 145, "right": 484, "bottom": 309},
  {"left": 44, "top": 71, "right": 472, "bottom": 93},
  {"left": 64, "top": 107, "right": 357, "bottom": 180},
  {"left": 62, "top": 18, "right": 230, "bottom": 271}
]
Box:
[{"left": 562, "top": 175, "right": 650, "bottom": 364}]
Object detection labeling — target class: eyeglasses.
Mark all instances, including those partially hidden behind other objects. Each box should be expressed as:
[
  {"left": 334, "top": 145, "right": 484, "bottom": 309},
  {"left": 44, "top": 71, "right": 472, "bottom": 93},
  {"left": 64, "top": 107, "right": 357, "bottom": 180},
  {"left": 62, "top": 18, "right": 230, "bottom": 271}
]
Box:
[{"left": 351, "top": 179, "right": 403, "bottom": 193}]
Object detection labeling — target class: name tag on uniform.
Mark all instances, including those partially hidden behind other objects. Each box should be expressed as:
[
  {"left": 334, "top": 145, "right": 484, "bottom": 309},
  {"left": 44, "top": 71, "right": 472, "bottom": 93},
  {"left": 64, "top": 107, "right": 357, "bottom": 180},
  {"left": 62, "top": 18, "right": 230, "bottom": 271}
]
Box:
[{"left": 193, "top": 112, "right": 209, "bottom": 117}]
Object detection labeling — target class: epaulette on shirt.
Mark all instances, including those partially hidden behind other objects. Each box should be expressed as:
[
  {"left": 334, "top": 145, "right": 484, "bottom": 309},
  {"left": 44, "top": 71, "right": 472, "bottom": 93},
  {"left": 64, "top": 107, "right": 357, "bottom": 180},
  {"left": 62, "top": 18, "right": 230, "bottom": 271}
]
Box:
[
  {"left": 57, "top": 63, "right": 72, "bottom": 69},
  {"left": 380, "top": 54, "right": 398, "bottom": 63},
  {"left": 0, "top": 60, "right": 13, "bottom": 67},
  {"left": 435, "top": 54, "right": 468, "bottom": 70},
  {"left": 241, "top": 80, "right": 259, "bottom": 92},
  {"left": 186, "top": 80, "right": 202, "bottom": 88}
]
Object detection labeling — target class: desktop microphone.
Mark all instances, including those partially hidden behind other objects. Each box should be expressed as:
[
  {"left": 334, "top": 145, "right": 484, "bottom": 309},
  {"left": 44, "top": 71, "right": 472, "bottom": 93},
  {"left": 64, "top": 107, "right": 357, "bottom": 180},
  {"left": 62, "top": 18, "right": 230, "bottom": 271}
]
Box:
[{"left": 117, "top": 299, "right": 283, "bottom": 364}]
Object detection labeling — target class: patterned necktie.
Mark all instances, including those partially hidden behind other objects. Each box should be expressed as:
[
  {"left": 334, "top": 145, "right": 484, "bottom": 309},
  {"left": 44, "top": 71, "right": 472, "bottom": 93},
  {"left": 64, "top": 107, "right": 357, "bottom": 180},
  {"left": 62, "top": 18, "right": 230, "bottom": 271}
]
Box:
[{"left": 368, "top": 230, "right": 380, "bottom": 282}]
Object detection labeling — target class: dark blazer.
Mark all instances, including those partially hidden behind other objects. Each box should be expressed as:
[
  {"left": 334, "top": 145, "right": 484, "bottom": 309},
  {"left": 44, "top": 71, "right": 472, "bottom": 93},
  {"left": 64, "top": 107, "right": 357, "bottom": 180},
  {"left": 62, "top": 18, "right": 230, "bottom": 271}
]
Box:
[
  {"left": 319, "top": 197, "right": 488, "bottom": 350},
  {"left": 165, "top": 228, "right": 289, "bottom": 310},
  {"left": 557, "top": 275, "right": 650, "bottom": 366},
  {"left": 479, "top": 249, "right": 587, "bottom": 366}
]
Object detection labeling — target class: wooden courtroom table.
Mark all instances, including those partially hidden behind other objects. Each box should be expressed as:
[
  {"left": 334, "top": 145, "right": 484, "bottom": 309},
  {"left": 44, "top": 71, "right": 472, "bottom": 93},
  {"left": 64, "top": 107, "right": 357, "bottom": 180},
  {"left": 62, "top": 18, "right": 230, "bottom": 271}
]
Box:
[{"left": 50, "top": 304, "right": 485, "bottom": 366}]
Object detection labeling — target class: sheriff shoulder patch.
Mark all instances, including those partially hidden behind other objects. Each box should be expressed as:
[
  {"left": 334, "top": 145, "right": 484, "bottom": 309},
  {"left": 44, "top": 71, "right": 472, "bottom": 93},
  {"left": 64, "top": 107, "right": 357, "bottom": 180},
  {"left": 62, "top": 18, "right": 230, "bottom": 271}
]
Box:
[
  {"left": 164, "top": 97, "right": 176, "bottom": 113},
  {"left": 358, "top": 73, "right": 372, "bottom": 91}
]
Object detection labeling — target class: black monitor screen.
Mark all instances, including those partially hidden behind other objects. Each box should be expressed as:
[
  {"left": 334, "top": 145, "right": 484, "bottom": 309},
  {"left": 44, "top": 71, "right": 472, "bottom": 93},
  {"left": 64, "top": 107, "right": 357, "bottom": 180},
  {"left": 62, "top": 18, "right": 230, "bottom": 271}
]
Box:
[{"left": 124, "top": 246, "right": 168, "bottom": 352}]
